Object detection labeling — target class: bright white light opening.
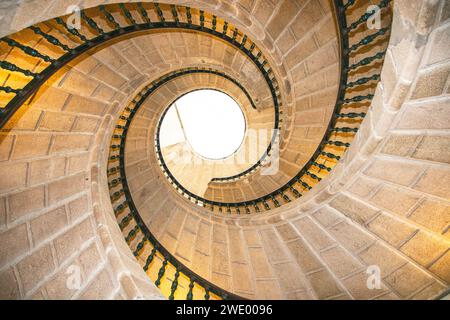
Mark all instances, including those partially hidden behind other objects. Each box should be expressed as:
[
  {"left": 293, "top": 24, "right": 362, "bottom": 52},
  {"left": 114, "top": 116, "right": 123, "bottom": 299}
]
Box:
[{"left": 160, "top": 89, "right": 246, "bottom": 160}]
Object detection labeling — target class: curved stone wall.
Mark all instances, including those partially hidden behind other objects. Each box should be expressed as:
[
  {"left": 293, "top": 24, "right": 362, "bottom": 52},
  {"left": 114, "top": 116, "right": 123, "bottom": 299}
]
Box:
[
  {"left": 0, "top": 0, "right": 448, "bottom": 300},
  {"left": 121, "top": 0, "right": 450, "bottom": 299},
  {"left": 0, "top": 1, "right": 324, "bottom": 299}
]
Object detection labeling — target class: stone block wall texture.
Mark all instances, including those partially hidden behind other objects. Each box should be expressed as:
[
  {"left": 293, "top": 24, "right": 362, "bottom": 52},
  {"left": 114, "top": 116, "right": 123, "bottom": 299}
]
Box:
[
  {"left": 0, "top": 29, "right": 167, "bottom": 299},
  {"left": 204, "top": 0, "right": 341, "bottom": 202},
  {"left": 0, "top": 1, "right": 300, "bottom": 299},
  {"left": 0, "top": 0, "right": 449, "bottom": 300}
]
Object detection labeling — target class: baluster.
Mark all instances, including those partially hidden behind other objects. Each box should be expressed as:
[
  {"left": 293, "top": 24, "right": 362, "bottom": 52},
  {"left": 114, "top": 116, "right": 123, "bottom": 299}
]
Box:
[
  {"left": 240, "top": 35, "right": 247, "bottom": 49},
  {"left": 212, "top": 15, "right": 217, "bottom": 31},
  {"left": 290, "top": 185, "right": 301, "bottom": 198},
  {"left": 346, "top": 51, "right": 385, "bottom": 71},
  {"left": 343, "top": 94, "right": 374, "bottom": 104},
  {"left": 137, "top": 3, "right": 152, "bottom": 25},
  {"left": 186, "top": 7, "right": 192, "bottom": 25},
  {"left": 348, "top": 28, "right": 388, "bottom": 53},
  {"left": 281, "top": 192, "right": 291, "bottom": 203},
  {"left": 298, "top": 179, "right": 312, "bottom": 190},
  {"left": 222, "top": 22, "right": 228, "bottom": 36},
  {"left": 119, "top": 4, "right": 136, "bottom": 25},
  {"left": 124, "top": 106, "right": 136, "bottom": 115},
  {"left": 306, "top": 171, "right": 321, "bottom": 182},
  {"left": 199, "top": 10, "right": 205, "bottom": 29},
  {"left": 109, "top": 154, "right": 123, "bottom": 161},
  {"left": 114, "top": 200, "right": 128, "bottom": 217},
  {"left": 108, "top": 177, "right": 123, "bottom": 188},
  {"left": 125, "top": 225, "right": 139, "bottom": 243},
  {"left": 336, "top": 112, "right": 366, "bottom": 119},
  {"left": 311, "top": 162, "right": 332, "bottom": 172},
  {"left": 1, "top": 37, "right": 54, "bottom": 63},
  {"left": 186, "top": 278, "right": 195, "bottom": 300},
  {"left": 0, "top": 85, "right": 21, "bottom": 94},
  {"left": 273, "top": 80, "right": 280, "bottom": 91},
  {"left": 344, "top": 0, "right": 356, "bottom": 10},
  {"left": 170, "top": 5, "right": 179, "bottom": 25},
  {"left": 253, "top": 202, "right": 260, "bottom": 213},
  {"left": 155, "top": 258, "right": 168, "bottom": 287},
  {"left": 262, "top": 199, "right": 270, "bottom": 210},
  {"left": 55, "top": 17, "right": 88, "bottom": 42},
  {"left": 261, "top": 60, "right": 267, "bottom": 69},
  {"left": 271, "top": 196, "right": 280, "bottom": 208},
  {"left": 320, "top": 151, "right": 342, "bottom": 160},
  {"left": 112, "top": 133, "right": 125, "bottom": 140},
  {"left": 169, "top": 269, "right": 180, "bottom": 300},
  {"left": 0, "top": 61, "right": 37, "bottom": 78},
  {"left": 80, "top": 11, "right": 104, "bottom": 35},
  {"left": 107, "top": 166, "right": 122, "bottom": 175},
  {"left": 154, "top": 3, "right": 165, "bottom": 23},
  {"left": 345, "top": 74, "right": 380, "bottom": 88},
  {"left": 110, "top": 189, "right": 124, "bottom": 202},
  {"left": 204, "top": 288, "right": 210, "bottom": 300},
  {"left": 330, "top": 127, "right": 358, "bottom": 134},
  {"left": 110, "top": 144, "right": 121, "bottom": 150},
  {"left": 119, "top": 212, "right": 133, "bottom": 230},
  {"left": 133, "top": 237, "right": 146, "bottom": 257},
  {"left": 99, "top": 5, "right": 120, "bottom": 30},
  {"left": 143, "top": 246, "right": 158, "bottom": 271},
  {"left": 325, "top": 140, "right": 350, "bottom": 148},
  {"left": 232, "top": 28, "right": 238, "bottom": 41},
  {"left": 29, "top": 26, "right": 71, "bottom": 52}
]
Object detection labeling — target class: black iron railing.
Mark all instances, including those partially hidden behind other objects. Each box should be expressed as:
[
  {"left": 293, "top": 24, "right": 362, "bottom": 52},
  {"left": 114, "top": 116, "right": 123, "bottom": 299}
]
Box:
[
  {"left": 109, "top": 66, "right": 251, "bottom": 300},
  {"left": 151, "top": 0, "right": 392, "bottom": 214},
  {"left": 0, "top": 3, "right": 282, "bottom": 125},
  {"left": 0, "top": 2, "right": 284, "bottom": 299},
  {"left": 0, "top": 3, "right": 281, "bottom": 183},
  {"left": 0, "top": 1, "right": 393, "bottom": 216},
  {"left": 1, "top": 0, "right": 393, "bottom": 298}
]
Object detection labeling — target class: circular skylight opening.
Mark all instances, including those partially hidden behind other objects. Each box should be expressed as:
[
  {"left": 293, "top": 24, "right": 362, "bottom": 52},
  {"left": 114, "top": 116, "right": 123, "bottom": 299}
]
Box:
[{"left": 159, "top": 89, "right": 246, "bottom": 160}]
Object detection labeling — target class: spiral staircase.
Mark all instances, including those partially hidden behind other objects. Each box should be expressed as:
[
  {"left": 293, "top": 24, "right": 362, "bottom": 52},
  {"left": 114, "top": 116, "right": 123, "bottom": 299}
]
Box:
[{"left": 0, "top": 0, "right": 449, "bottom": 300}]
